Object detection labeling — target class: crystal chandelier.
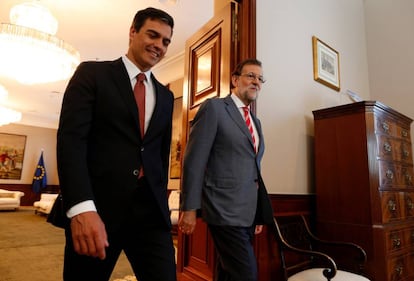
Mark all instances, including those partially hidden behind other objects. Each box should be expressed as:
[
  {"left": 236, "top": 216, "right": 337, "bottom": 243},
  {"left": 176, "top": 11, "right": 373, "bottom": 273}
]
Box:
[{"left": 0, "top": 1, "right": 80, "bottom": 85}]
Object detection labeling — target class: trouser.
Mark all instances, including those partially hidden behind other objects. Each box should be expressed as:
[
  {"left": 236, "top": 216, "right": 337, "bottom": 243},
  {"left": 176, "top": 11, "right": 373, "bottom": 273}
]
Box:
[
  {"left": 63, "top": 177, "right": 177, "bottom": 281},
  {"left": 209, "top": 224, "right": 257, "bottom": 281}
]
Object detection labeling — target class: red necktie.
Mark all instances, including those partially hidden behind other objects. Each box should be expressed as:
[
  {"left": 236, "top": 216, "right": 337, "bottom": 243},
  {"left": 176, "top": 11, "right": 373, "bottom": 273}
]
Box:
[
  {"left": 134, "top": 73, "right": 146, "bottom": 138},
  {"left": 243, "top": 106, "right": 256, "bottom": 153},
  {"left": 134, "top": 73, "right": 146, "bottom": 178}
]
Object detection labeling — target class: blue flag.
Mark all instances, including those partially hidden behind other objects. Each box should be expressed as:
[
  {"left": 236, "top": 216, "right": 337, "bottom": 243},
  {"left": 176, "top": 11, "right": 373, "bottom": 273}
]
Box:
[{"left": 32, "top": 152, "right": 47, "bottom": 193}]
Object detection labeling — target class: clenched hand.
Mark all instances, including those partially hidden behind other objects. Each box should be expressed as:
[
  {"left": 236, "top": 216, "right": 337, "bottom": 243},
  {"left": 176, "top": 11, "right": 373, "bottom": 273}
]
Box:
[{"left": 70, "top": 211, "right": 109, "bottom": 260}]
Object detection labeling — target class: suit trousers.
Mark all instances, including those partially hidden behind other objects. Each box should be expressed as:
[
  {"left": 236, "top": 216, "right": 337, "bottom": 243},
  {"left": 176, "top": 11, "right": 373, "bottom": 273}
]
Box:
[
  {"left": 209, "top": 224, "right": 257, "bottom": 281},
  {"left": 63, "top": 177, "right": 177, "bottom": 281}
]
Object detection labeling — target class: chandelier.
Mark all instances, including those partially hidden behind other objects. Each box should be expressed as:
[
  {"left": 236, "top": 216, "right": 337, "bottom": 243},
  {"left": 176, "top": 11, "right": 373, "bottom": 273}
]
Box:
[
  {"left": 0, "top": 84, "right": 21, "bottom": 126},
  {"left": 0, "top": 1, "right": 80, "bottom": 84}
]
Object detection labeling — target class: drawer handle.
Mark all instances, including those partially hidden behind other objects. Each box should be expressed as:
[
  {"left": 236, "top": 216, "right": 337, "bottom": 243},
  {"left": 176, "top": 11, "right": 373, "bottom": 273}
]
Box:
[
  {"left": 384, "top": 142, "right": 392, "bottom": 153},
  {"left": 395, "top": 265, "right": 403, "bottom": 276},
  {"left": 404, "top": 173, "right": 412, "bottom": 185},
  {"left": 407, "top": 199, "right": 414, "bottom": 211},
  {"left": 403, "top": 149, "right": 410, "bottom": 158},
  {"left": 402, "top": 130, "right": 408, "bottom": 138},
  {"left": 382, "top": 122, "right": 390, "bottom": 133},
  {"left": 388, "top": 200, "right": 397, "bottom": 212},
  {"left": 392, "top": 235, "right": 401, "bottom": 249},
  {"left": 386, "top": 169, "right": 394, "bottom": 180}
]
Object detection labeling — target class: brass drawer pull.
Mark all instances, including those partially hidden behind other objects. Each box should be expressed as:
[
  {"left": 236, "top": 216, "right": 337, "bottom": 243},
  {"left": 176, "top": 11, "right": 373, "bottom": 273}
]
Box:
[
  {"left": 384, "top": 142, "right": 392, "bottom": 153},
  {"left": 407, "top": 199, "right": 414, "bottom": 211},
  {"left": 388, "top": 200, "right": 397, "bottom": 212},
  {"left": 403, "top": 149, "right": 410, "bottom": 158},
  {"left": 402, "top": 129, "right": 408, "bottom": 138},
  {"left": 404, "top": 173, "right": 412, "bottom": 185},
  {"left": 386, "top": 169, "right": 394, "bottom": 180},
  {"left": 391, "top": 234, "right": 401, "bottom": 249},
  {"left": 395, "top": 265, "right": 403, "bottom": 276},
  {"left": 382, "top": 122, "right": 390, "bottom": 133}
]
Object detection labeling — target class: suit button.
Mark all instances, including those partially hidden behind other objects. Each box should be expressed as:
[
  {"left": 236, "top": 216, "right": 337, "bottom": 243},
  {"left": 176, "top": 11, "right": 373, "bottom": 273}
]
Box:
[
  {"left": 140, "top": 147, "right": 144, "bottom": 152},
  {"left": 133, "top": 170, "right": 139, "bottom": 176}
]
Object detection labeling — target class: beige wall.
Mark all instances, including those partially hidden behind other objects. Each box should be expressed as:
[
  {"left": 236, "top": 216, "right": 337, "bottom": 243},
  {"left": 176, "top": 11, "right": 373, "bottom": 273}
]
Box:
[
  {"left": 256, "top": 0, "right": 414, "bottom": 195},
  {"left": 257, "top": 0, "right": 370, "bottom": 194},
  {"left": 0, "top": 123, "right": 58, "bottom": 185},
  {"left": 364, "top": 0, "right": 414, "bottom": 135}
]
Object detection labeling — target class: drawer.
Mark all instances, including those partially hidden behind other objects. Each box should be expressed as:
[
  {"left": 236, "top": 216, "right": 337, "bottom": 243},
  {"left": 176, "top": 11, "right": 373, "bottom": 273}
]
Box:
[
  {"left": 403, "top": 193, "right": 414, "bottom": 218},
  {"left": 387, "top": 252, "right": 414, "bottom": 281},
  {"left": 380, "top": 191, "right": 404, "bottom": 223},
  {"left": 376, "top": 135, "right": 413, "bottom": 164},
  {"left": 375, "top": 115, "right": 412, "bottom": 142},
  {"left": 375, "top": 116, "right": 398, "bottom": 137},
  {"left": 385, "top": 226, "right": 414, "bottom": 253},
  {"left": 378, "top": 161, "right": 414, "bottom": 188},
  {"left": 387, "top": 256, "right": 405, "bottom": 281},
  {"left": 396, "top": 126, "right": 412, "bottom": 142}
]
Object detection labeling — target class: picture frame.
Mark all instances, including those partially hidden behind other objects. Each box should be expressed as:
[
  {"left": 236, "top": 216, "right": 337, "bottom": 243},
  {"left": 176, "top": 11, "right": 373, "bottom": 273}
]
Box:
[
  {"left": 169, "top": 97, "right": 183, "bottom": 179},
  {"left": 312, "top": 36, "right": 340, "bottom": 91},
  {"left": 0, "top": 133, "right": 27, "bottom": 180}
]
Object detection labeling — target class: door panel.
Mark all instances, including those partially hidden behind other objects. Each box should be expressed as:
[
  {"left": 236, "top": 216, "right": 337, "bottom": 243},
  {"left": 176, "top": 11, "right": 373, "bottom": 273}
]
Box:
[{"left": 178, "top": 3, "right": 236, "bottom": 280}]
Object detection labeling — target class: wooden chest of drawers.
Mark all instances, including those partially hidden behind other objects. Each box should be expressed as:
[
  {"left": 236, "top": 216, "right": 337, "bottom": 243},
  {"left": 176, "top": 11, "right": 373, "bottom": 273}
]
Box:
[{"left": 313, "top": 101, "right": 414, "bottom": 281}]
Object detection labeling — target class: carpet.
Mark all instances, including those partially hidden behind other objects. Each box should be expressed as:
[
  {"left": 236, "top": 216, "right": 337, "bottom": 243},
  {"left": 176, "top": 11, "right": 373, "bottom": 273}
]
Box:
[{"left": 0, "top": 206, "right": 134, "bottom": 281}]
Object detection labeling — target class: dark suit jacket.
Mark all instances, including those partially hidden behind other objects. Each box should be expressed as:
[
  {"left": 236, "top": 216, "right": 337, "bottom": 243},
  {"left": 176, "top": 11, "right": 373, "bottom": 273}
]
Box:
[
  {"left": 181, "top": 95, "right": 273, "bottom": 226},
  {"left": 57, "top": 58, "right": 174, "bottom": 231}
]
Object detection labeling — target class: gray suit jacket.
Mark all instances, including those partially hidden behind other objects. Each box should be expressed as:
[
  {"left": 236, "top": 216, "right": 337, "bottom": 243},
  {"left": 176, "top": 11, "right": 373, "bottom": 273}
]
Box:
[{"left": 181, "top": 95, "right": 270, "bottom": 226}]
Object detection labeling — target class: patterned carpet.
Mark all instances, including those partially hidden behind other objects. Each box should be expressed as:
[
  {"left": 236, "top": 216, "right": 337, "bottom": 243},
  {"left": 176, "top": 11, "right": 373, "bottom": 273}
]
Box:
[
  {"left": 0, "top": 206, "right": 178, "bottom": 281},
  {"left": 113, "top": 275, "right": 138, "bottom": 281},
  {"left": 0, "top": 206, "right": 134, "bottom": 281}
]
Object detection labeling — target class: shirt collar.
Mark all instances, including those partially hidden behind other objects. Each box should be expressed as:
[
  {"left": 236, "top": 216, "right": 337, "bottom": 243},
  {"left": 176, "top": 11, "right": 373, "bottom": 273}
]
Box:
[
  {"left": 122, "top": 55, "right": 151, "bottom": 82},
  {"left": 230, "top": 93, "right": 249, "bottom": 110}
]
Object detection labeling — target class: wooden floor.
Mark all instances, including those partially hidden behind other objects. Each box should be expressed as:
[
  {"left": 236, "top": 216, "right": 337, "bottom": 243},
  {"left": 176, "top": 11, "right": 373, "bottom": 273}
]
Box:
[{"left": 177, "top": 272, "right": 196, "bottom": 281}]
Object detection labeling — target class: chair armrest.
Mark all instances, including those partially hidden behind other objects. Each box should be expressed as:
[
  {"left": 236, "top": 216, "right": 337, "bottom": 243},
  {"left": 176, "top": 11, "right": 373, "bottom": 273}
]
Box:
[
  {"left": 300, "top": 215, "right": 367, "bottom": 274},
  {"left": 273, "top": 217, "right": 337, "bottom": 280}
]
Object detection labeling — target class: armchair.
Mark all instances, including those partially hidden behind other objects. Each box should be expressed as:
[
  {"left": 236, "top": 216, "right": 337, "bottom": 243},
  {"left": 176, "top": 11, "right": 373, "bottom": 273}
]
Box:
[
  {"left": 168, "top": 190, "right": 180, "bottom": 235},
  {"left": 273, "top": 215, "right": 370, "bottom": 281},
  {"left": 0, "top": 189, "right": 24, "bottom": 210},
  {"left": 33, "top": 193, "right": 58, "bottom": 215}
]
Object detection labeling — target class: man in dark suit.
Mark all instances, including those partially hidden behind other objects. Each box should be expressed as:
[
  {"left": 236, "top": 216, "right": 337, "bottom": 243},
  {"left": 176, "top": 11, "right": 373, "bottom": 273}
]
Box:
[
  {"left": 178, "top": 58, "right": 273, "bottom": 281},
  {"left": 57, "top": 7, "right": 177, "bottom": 281}
]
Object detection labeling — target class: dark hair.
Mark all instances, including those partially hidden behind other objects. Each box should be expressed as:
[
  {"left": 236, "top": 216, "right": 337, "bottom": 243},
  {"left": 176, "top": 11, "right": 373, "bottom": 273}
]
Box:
[
  {"left": 231, "top": 58, "right": 262, "bottom": 76},
  {"left": 132, "top": 7, "right": 174, "bottom": 33}
]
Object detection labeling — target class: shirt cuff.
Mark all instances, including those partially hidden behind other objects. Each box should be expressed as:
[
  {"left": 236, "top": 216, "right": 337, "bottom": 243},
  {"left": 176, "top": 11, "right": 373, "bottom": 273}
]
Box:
[{"left": 66, "top": 200, "right": 97, "bottom": 218}]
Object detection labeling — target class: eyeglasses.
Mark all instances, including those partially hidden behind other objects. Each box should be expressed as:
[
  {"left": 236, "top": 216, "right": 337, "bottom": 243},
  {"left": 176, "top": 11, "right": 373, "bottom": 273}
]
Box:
[{"left": 239, "top": 72, "right": 266, "bottom": 84}]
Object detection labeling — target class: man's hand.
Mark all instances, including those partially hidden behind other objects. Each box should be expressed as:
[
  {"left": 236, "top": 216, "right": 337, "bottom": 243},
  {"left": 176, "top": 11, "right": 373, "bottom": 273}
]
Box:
[
  {"left": 70, "top": 211, "right": 109, "bottom": 260},
  {"left": 178, "top": 210, "right": 197, "bottom": 235},
  {"left": 255, "top": 225, "right": 263, "bottom": 234}
]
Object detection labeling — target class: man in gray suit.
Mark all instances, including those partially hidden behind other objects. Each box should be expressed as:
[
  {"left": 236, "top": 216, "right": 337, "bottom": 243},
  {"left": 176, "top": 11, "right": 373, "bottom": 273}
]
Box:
[{"left": 179, "top": 58, "right": 273, "bottom": 281}]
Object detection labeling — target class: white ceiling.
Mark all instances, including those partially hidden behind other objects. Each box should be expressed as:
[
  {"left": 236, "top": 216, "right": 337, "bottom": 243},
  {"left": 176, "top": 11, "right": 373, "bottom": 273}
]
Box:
[{"left": 0, "top": 0, "right": 214, "bottom": 129}]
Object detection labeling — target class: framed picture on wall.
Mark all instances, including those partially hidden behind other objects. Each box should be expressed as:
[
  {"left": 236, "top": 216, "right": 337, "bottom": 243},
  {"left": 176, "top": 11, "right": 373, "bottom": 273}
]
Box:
[
  {"left": 0, "top": 133, "right": 27, "bottom": 180},
  {"left": 312, "top": 36, "right": 340, "bottom": 91},
  {"left": 169, "top": 97, "right": 183, "bottom": 179}
]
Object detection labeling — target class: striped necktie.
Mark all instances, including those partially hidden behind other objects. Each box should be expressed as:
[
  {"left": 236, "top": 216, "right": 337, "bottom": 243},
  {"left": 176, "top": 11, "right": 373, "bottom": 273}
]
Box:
[{"left": 243, "top": 106, "right": 256, "bottom": 153}]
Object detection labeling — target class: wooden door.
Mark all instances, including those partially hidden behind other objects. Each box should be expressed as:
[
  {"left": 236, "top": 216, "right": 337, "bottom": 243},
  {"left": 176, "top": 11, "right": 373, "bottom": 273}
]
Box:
[
  {"left": 177, "top": 1, "right": 257, "bottom": 279},
  {"left": 177, "top": 3, "right": 236, "bottom": 280}
]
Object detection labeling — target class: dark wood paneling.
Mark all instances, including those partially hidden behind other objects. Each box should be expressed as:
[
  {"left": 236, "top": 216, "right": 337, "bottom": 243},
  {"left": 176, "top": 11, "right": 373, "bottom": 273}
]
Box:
[
  {"left": 177, "top": 193, "right": 315, "bottom": 281},
  {"left": 0, "top": 184, "right": 59, "bottom": 206}
]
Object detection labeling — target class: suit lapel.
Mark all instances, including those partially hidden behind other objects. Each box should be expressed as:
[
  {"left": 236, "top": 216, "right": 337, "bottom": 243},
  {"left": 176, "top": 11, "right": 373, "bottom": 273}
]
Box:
[
  {"left": 110, "top": 58, "right": 141, "bottom": 133},
  {"left": 224, "top": 96, "right": 257, "bottom": 151},
  {"left": 251, "top": 114, "right": 264, "bottom": 155},
  {"left": 144, "top": 75, "right": 161, "bottom": 141}
]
